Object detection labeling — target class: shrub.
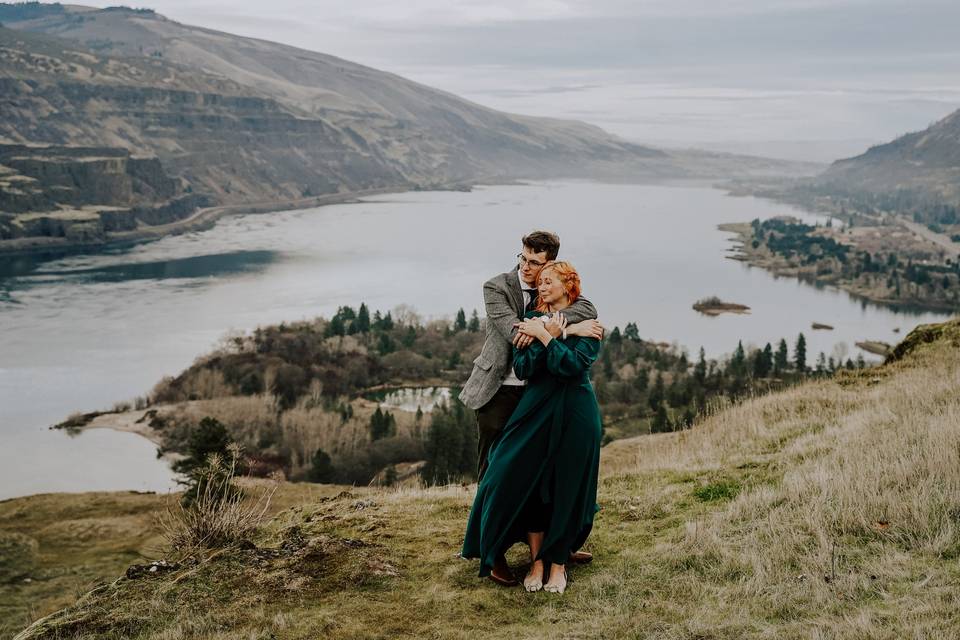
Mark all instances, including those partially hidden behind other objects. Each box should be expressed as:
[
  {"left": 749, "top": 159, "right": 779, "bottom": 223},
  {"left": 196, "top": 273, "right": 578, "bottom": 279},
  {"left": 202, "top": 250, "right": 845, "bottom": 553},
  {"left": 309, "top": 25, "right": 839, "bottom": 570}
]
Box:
[{"left": 159, "top": 445, "right": 276, "bottom": 551}]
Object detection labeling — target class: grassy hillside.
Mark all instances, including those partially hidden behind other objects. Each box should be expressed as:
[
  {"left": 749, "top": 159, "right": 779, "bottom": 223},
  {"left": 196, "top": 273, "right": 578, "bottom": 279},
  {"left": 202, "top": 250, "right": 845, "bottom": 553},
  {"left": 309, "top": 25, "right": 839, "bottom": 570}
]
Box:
[{"left": 6, "top": 319, "right": 960, "bottom": 639}]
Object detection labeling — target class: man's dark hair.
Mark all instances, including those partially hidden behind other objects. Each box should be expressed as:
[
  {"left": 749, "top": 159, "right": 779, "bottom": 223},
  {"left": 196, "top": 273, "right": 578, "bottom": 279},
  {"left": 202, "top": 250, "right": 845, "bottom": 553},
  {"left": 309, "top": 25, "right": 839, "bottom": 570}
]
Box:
[{"left": 521, "top": 230, "right": 560, "bottom": 260}]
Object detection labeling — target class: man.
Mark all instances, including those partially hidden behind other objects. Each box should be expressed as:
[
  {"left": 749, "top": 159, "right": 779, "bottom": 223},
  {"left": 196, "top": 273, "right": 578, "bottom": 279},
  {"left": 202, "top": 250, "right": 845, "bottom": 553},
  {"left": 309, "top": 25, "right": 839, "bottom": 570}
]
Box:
[{"left": 459, "top": 230, "right": 603, "bottom": 586}]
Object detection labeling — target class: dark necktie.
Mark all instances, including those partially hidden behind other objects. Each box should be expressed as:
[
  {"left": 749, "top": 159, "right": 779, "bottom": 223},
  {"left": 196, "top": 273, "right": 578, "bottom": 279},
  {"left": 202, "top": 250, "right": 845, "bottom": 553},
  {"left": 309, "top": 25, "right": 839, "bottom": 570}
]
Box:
[{"left": 524, "top": 289, "right": 538, "bottom": 314}]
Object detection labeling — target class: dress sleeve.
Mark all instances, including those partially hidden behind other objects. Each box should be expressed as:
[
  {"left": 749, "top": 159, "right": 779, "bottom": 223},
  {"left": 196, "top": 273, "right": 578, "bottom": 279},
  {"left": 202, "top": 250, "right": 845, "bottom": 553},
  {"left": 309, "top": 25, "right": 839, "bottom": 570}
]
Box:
[
  {"left": 545, "top": 337, "right": 601, "bottom": 378},
  {"left": 512, "top": 341, "right": 546, "bottom": 380}
]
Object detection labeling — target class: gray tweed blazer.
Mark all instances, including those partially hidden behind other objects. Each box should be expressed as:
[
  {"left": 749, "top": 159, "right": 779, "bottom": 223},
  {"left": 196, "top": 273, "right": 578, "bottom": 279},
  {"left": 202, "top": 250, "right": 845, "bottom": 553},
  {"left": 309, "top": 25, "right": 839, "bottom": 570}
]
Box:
[{"left": 458, "top": 267, "right": 597, "bottom": 410}]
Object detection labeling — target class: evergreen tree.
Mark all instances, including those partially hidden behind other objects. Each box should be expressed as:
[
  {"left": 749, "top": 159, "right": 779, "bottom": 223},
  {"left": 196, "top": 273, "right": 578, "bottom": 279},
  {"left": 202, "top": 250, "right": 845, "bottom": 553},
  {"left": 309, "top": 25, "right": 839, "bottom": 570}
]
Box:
[
  {"left": 377, "top": 332, "right": 395, "bottom": 355},
  {"left": 794, "top": 333, "right": 807, "bottom": 372},
  {"left": 730, "top": 341, "right": 747, "bottom": 378},
  {"left": 381, "top": 312, "right": 395, "bottom": 331},
  {"left": 372, "top": 310, "right": 383, "bottom": 329},
  {"left": 354, "top": 303, "right": 371, "bottom": 333},
  {"left": 651, "top": 404, "right": 670, "bottom": 433},
  {"left": 623, "top": 322, "right": 640, "bottom": 341},
  {"left": 751, "top": 348, "right": 768, "bottom": 379},
  {"left": 602, "top": 354, "right": 614, "bottom": 377},
  {"left": 421, "top": 403, "right": 475, "bottom": 485},
  {"left": 649, "top": 372, "right": 665, "bottom": 410},
  {"left": 816, "top": 352, "right": 827, "bottom": 376},
  {"left": 467, "top": 309, "right": 481, "bottom": 332},
  {"left": 634, "top": 367, "right": 650, "bottom": 392},
  {"left": 775, "top": 339, "right": 789, "bottom": 374},
  {"left": 325, "top": 314, "right": 345, "bottom": 337},
  {"left": 694, "top": 347, "right": 707, "bottom": 385},
  {"left": 173, "top": 416, "right": 232, "bottom": 474},
  {"left": 454, "top": 308, "right": 467, "bottom": 332},
  {"left": 308, "top": 448, "right": 336, "bottom": 483},
  {"left": 369, "top": 407, "right": 396, "bottom": 441},
  {"left": 762, "top": 343, "right": 774, "bottom": 376},
  {"left": 608, "top": 326, "right": 623, "bottom": 346}
]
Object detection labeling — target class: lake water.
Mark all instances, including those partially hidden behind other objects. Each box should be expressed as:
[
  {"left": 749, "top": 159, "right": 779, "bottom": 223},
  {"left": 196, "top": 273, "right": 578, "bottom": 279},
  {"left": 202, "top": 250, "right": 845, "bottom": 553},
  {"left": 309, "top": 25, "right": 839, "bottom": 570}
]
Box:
[
  {"left": 368, "top": 387, "right": 453, "bottom": 413},
  {"left": 0, "top": 181, "right": 953, "bottom": 499}
]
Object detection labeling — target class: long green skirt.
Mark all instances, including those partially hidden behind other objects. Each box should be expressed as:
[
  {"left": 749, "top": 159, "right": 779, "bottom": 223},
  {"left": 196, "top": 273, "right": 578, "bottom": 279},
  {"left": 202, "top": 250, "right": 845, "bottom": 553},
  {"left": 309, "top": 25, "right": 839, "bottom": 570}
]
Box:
[{"left": 461, "top": 334, "right": 602, "bottom": 576}]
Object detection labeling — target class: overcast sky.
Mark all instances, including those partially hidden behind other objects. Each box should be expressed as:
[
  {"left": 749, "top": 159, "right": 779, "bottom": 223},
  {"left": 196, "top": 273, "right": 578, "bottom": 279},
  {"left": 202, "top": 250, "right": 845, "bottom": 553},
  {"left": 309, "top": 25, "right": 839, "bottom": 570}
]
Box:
[{"left": 97, "top": 0, "right": 960, "bottom": 160}]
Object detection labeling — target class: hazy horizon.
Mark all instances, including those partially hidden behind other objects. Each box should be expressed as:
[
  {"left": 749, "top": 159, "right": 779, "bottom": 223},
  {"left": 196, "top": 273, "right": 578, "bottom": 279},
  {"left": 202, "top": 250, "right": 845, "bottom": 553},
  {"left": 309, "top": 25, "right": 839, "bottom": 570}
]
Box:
[{"left": 30, "top": 0, "right": 959, "bottom": 162}]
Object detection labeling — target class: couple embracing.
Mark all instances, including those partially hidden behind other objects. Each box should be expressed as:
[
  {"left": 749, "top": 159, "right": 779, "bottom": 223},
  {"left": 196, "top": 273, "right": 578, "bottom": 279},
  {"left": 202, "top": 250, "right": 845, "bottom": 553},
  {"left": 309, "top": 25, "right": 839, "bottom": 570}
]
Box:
[{"left": 459, "top": 230, "right": 604, "bottom": 595}]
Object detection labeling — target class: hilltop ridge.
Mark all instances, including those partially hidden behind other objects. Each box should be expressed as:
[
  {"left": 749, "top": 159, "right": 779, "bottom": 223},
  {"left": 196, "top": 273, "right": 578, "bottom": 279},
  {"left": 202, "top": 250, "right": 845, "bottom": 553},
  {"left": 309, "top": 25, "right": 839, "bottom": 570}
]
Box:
[
  {"left": 5, "top": 318, "right": 960, "bottom": 639},
  {"left": 813, "top": 107, "right": 960, "bottom": 206},
  {"left": 0, "top": 3, "right": 819, "bottom": 255}
]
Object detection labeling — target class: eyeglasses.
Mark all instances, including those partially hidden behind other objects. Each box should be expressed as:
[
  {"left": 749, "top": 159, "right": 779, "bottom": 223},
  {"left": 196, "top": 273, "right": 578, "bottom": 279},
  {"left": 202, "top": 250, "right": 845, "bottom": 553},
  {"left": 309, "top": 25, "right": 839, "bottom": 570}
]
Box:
[{"left": 517, "top": 253, "right": 547, "bottom": 269}]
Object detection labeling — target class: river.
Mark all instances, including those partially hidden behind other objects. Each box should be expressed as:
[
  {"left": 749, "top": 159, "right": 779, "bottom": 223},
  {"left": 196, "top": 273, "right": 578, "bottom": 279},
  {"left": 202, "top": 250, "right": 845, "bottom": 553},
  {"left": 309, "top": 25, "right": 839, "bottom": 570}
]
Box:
[{"left": 0, "top": 181, "right": 952, "bottom": 499}]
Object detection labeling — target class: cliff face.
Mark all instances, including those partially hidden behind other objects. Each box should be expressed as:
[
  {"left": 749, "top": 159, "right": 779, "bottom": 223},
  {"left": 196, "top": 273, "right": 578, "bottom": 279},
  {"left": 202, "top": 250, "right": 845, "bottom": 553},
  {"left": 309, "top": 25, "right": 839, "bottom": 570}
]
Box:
[
  {"left": 0, "top": 6, "right": 820, "bottom": 251},
  {"left": 0, "top": 143, "right": 208, "bottom": 242},
  {"left": 0, "top": 14, "right": 670, "bottom": 212},
  {"left": 0, "top": 144, "right": 177, "bottom": 211}
]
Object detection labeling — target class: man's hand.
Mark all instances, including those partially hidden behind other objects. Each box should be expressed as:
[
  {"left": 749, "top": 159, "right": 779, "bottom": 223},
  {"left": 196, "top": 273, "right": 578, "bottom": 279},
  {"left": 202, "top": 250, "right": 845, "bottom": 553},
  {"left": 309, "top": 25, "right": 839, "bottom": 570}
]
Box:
[{"left": 567, "top": 318, "right": 604, "bottom": 340}]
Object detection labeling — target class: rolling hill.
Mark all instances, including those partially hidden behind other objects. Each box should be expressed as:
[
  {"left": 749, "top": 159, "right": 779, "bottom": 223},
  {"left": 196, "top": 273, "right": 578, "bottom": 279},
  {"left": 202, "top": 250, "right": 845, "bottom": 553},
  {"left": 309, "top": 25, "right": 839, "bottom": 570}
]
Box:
[
  {"left": 816, "top": 108, "right": 960, "bottom": 205},
  {"left": 5, "top": 319, "right": 960, "bottom": 639},
  {"left": 0, "top": 3, "right": 818, "bottom": 212}
]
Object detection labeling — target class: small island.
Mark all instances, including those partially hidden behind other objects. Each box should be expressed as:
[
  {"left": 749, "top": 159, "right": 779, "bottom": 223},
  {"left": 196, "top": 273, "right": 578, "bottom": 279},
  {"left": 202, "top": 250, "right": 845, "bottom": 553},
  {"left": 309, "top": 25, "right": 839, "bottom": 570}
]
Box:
[{"left": 692, "top": 296, "right": 751, "bottom": 316}]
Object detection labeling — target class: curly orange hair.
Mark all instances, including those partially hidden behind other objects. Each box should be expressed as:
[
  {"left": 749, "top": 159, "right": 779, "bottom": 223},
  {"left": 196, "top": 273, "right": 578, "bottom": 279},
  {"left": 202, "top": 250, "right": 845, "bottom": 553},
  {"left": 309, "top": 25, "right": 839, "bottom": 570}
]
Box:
[{"left": 535, "top": 260, "right": 581, "bottom": 312}]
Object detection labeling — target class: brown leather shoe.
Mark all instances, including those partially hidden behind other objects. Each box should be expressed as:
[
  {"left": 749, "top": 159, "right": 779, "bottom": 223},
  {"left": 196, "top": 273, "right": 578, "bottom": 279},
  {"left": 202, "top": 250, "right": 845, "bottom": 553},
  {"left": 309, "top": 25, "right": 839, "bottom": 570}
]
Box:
[
  {"left": 488, "top": 554, "right": 518, "bottom": 587},
  {"left": 488, "top": 569, "right": 519, "bottom": 587},
  {"left": 569, "top": 550, "right": 593, "bottom": 564}
]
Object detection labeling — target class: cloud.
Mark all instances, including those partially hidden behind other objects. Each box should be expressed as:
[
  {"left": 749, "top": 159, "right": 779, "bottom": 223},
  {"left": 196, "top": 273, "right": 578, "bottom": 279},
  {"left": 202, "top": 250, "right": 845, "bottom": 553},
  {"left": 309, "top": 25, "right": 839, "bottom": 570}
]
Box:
[{"left": 87, "top": 0, "right": 960, "bottom": 156}]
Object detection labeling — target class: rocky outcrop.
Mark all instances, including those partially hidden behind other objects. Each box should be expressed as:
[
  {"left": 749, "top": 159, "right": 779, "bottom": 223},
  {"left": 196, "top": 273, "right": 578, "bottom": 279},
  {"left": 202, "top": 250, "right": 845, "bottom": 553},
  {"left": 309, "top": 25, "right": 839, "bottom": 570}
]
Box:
[
  {"left": 0, "top": 142, "right": 207, "bottom": 244},
  {"left": 0, "top": 143, "right": 178, "bottom": 212}
]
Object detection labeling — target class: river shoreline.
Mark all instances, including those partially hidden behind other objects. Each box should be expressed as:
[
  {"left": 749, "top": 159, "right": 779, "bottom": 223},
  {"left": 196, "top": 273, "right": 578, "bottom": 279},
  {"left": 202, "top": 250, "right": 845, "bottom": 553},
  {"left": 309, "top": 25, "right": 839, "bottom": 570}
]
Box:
[
  {"left": 0, "top": 184, "right": 460, "bottom": 258},
  {"left": 719, "top": 221, "right": 960, "bottom": 314}
]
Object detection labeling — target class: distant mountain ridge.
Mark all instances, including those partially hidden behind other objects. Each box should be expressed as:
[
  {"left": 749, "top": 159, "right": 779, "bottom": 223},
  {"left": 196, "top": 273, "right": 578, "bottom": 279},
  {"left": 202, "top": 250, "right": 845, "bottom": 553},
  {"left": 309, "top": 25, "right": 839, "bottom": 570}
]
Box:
[
  {"left": 817, "top": 107, "right": 960, "bottom": 204},
  {"left": 0, "top": 3, "right": 820, "bottom": 252},
  {"left": 0, "top": 4, "right": 671, "bottom": 203}
]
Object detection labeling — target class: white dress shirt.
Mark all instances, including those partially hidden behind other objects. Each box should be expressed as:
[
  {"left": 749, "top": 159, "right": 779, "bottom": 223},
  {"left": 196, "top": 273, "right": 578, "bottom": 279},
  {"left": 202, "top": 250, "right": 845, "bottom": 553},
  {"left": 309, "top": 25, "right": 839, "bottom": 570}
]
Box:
[{"left": 502, "top": 269, "right": 539, "bottom": 387}]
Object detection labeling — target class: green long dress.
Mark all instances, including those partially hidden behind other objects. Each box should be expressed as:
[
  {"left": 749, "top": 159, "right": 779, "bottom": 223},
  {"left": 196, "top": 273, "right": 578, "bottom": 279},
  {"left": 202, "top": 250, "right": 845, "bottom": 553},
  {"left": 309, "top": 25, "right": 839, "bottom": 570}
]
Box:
[{"left": 461, "top": 314, "right": 603, "bottom": 576}]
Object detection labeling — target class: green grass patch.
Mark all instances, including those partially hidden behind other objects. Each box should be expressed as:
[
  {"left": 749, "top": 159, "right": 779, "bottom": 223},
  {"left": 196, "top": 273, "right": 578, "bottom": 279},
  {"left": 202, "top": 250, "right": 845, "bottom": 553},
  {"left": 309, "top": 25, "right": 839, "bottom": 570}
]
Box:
[{"left": 693, "top": 480, "right": 741, "bottom": 503}]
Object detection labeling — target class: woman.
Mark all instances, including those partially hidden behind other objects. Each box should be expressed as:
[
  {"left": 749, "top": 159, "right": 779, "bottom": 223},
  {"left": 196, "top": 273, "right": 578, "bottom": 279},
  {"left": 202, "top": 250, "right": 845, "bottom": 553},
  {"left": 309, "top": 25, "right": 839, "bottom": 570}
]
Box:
[{"left": 461, "top": 260, "right": 602, "bottom": 594}]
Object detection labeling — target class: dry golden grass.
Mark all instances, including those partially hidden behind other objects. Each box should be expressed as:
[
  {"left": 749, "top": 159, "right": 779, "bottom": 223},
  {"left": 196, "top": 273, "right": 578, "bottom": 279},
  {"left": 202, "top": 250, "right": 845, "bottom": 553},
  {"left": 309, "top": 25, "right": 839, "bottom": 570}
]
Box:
[
  {"left": 596, "top": 320, "right": 960, "bottom": 638},
  {"left": 158, "top": 446, "right": 278, "bottom": 552},
  {"left": 9, "top": 320, "right": 960, "bottom": 640}
]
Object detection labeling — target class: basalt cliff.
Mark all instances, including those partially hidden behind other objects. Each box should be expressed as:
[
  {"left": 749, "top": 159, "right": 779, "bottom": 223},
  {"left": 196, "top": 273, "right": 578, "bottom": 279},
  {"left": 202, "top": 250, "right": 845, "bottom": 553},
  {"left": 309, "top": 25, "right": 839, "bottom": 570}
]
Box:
[{"left": 0, "top": 4, "right": 818, "bottom": 252}]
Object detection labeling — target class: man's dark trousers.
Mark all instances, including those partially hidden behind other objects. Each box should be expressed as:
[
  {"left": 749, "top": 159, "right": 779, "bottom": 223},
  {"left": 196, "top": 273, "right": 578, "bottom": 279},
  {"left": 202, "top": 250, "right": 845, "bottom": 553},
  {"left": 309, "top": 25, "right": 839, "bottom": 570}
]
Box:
[{"left": 476, "top": 385, "right": 525, "bottom": 481}]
